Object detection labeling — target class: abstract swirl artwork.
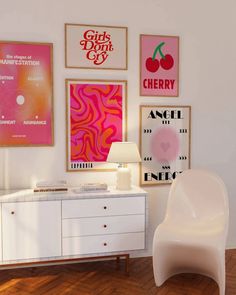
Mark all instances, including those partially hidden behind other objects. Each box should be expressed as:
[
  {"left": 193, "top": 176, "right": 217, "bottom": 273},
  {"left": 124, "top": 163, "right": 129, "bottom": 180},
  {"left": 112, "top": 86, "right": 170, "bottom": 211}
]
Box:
[{"left": 66, "top": 79, "right": 127, "bottom": 171}]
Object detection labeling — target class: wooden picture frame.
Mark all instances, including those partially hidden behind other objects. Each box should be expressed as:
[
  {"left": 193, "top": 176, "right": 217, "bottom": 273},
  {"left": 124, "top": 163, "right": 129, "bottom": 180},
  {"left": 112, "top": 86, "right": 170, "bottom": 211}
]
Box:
[
  {"left": 140, "top": 105, "right": 191, "bottom": 186},
  {"left": 66, "top": 79, "right": 127, "bottom": 171},
  {"left": 65, "top": 23, "right": 128, "bottom": 70},
  {"left": 0, "top": 41, "right": 54, "bottom": 146},
  {"left": 140, "top": 34, "right": 179, "bottom": 97}
]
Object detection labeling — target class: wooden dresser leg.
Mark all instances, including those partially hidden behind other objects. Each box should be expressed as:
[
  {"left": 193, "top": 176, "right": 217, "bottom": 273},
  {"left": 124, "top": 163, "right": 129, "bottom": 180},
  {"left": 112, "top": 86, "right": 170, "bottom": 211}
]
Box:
[
  {"left": 116, "top": 256, "right": 120, "bottom": 270},
  {"left": 125, "top": 254, "right": 130, "bottom": 275}
]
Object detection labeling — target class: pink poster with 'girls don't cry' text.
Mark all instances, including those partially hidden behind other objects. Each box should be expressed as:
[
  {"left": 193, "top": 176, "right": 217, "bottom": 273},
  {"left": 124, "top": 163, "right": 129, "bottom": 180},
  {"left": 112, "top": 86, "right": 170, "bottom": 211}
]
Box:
[{"left": 0, "top": 41, "right": 53, "bottom": 146}]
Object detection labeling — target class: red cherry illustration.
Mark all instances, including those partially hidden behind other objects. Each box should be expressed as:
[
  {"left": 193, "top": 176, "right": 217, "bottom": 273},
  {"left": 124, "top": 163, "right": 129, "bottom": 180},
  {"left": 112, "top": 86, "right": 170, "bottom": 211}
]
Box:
[
  {"left": 146, "top": 57, "right": 159, "bottom": 72},
  {"left": 145, "top": 42, "right": 174, "bottom": 72},
  {"left": 160, "top": 54, "right": 174, "bottom": 70}
]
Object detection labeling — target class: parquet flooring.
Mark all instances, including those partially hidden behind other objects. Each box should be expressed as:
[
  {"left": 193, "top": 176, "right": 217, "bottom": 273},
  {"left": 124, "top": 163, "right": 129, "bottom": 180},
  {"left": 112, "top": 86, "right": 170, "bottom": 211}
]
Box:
[{"left": 0, "top": 249, "right": 235, "bottom": 295}]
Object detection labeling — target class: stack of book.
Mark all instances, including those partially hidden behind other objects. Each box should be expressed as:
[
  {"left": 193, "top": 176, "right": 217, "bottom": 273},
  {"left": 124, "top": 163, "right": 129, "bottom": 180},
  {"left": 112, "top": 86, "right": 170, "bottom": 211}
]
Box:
[
  {"left": 73, "top": 183, "right": 108, "bottom": 193},
  {"left": 33, "top": 180, "right": 68, "bottom": 193}
]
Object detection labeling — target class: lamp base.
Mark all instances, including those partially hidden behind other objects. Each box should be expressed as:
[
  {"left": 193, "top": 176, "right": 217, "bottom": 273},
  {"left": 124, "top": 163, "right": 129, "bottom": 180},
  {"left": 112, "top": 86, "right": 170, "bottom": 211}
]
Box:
[{"left": 116, "top": 167, "right": 131, "bottom": 190}]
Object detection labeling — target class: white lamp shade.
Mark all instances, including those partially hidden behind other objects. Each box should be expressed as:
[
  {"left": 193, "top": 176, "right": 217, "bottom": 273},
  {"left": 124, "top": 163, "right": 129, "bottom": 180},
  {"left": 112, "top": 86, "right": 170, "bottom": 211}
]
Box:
[{"left": 107, "top": 142, "right": 141, "bottom": 163}]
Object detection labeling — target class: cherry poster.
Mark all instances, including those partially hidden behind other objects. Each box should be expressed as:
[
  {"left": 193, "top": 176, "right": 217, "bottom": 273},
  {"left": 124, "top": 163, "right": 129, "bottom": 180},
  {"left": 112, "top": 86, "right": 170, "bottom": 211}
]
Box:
[
  {"left": 140, "top": 35, "right": 179, "bottom": 97},
  {"left": 0, "top": 41, "right": 53, "bottom": 146}
]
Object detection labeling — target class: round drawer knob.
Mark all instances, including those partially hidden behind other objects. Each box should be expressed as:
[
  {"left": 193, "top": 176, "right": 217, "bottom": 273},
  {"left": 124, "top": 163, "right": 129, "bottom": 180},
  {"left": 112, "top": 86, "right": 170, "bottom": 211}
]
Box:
[
  {"left": 103, "top": 206, "right": 107, "bottom": 210},
  {"left": 103, "top": 224, "right": 107, "bottom": 228},
  {"left": 103, "top": 243, "right": 107, "bottom": 246},
  {"left": 11, "top": 211, "right": 15, "bottom": 215}
]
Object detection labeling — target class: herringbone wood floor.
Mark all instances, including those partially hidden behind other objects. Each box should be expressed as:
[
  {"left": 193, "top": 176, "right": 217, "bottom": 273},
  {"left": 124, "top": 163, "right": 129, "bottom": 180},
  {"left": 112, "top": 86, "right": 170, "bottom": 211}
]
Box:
[{"left": 0, "top": 249, "right": 235, "bottom": 295}]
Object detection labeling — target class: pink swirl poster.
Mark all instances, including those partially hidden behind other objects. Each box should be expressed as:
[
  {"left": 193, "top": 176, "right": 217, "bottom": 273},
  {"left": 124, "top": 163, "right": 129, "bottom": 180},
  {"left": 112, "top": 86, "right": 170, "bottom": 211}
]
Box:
[
  {"left": 66, "top": 79, "right": 127, "bottom": 171},
  {"left": 0, "top": 41, "right": 53, "bottom": 146}
]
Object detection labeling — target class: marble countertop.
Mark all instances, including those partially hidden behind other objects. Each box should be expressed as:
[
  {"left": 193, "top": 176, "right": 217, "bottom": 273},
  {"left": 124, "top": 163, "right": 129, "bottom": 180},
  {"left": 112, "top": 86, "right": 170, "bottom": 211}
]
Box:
[{"left": 0, "top": 186, "right": 147, "bottom": 203}]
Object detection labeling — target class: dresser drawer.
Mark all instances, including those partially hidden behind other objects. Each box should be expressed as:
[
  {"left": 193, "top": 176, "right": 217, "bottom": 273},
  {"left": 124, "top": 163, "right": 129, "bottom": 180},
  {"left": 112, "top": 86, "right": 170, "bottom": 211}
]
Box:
[
  {"left": 62, "top": 232, "right": 145, "bottom": 256},
  {"left": 62, "top": 196, "right": 145, "bottom": 218},
  {"left": 62, "top": 214, "right": 145, "bottom": 237}
]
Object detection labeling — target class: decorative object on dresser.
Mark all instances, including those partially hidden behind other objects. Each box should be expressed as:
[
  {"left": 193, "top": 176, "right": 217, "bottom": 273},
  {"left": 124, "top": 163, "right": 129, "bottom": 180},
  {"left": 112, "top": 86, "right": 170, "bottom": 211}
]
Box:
[
  {"left": 73, "top": 183, "right": 108, "bottom": 193},
  {"left": 33, "top": 180, "right": 68, "bottom": 193},
  {"left": 107, "top": 142, "right": 141, "bottom": 190},
  {"left": 0, "top": 187, "right": 147, "bottom": 273}
]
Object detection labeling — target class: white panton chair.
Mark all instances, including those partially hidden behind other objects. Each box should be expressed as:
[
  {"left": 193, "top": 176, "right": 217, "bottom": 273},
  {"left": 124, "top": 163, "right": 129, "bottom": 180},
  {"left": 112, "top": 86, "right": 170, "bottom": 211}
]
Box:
[{"left": 153, "top": 169, "right": 229, "bottom": 295}]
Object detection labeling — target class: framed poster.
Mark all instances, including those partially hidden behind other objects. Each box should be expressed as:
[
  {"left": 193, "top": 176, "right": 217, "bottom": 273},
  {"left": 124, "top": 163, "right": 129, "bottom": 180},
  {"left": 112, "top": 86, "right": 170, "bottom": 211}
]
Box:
[
  {"left": 65, "top": 23, "right": 128, "bottom": 70},
  {"left": 140, "top": 34, "right": 179, "bottom": 97},
  {"left": 140, "top": 105, "right": 191, "bottom": 186},
  {"left": 66, "top": 79, "right": 127, "bottom": 171},
  {"left": 0, "top": 41, "right": 53, "bottom": 146}
]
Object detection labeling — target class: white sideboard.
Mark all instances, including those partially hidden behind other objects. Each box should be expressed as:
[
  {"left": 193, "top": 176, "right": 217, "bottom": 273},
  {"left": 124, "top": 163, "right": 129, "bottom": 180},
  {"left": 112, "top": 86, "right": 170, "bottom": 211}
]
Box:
[{"left": 0, "top": 186, "right": 147, "bottom": 269}]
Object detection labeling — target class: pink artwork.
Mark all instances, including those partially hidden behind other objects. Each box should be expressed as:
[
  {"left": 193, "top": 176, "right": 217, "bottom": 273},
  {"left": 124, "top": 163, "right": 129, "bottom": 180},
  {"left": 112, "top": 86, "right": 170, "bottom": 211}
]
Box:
[
  {"left": 151, "top": 127, "right": 180, "bottom": 163},
  {"left": 140, "top": 35, "right": 179, "bottom": 97},
  {"left": 66, "top": 80, "right": 127, "bottom": 171},
  {"left": 0, "top": 41, "right": 53, "bottom": 146},
  {"left": 140, "top": 105, "right": 191, "bottom": 186}
]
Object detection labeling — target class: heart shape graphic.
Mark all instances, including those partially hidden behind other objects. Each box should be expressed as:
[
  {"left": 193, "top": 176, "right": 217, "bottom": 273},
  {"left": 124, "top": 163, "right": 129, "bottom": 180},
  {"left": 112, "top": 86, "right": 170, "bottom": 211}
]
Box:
[{"left": 161, "top": 142, "right": 170, "bottom": 152}]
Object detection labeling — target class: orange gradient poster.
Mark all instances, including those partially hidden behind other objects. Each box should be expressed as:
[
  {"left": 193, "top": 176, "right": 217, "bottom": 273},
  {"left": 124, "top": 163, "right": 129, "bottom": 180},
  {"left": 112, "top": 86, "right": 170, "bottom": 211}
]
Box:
[{"left": 0, "top": 41, "right": 53, "bottom": 146}]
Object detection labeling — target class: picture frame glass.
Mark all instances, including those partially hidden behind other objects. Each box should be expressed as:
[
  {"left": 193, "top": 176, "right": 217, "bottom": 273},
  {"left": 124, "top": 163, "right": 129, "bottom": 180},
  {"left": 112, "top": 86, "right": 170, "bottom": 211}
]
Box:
[
  {"left": 140, "top": 35, "right": 179, "bottom": 97},
  {"left": 140, "top": 105, "right": 191, "bottom": 185},
  {"left": 66, "top": 79, "right": 127, "bottom": 171},
  {"left": 65, "top": 24, "right": 128, "bottom": 70},
  {"left": 0, "top": 41, "right": 53, "bottom": 146}
]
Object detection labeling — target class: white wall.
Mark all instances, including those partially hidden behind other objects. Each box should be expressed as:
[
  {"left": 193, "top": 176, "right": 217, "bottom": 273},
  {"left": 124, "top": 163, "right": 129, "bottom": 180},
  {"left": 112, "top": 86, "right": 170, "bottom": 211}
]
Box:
[{"left": 1, "top": 0, "right": 236, "bottom": 254}]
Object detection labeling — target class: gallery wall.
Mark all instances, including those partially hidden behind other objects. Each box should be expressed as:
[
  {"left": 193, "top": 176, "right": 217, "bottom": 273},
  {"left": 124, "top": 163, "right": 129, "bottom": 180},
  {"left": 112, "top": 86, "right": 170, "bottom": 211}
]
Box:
[{"left": 1, "top": 0, "right": 236, "bottom": 254}]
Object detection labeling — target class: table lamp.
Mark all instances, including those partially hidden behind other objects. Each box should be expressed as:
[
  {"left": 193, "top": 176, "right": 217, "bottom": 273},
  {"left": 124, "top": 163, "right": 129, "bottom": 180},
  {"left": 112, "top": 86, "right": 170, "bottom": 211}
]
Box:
[{"left": 107, "top": 142, "right": 141, "bottom": 190}]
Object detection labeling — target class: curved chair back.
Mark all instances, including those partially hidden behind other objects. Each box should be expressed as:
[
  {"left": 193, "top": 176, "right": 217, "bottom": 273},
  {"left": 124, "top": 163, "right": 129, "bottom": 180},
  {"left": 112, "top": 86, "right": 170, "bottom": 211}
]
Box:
[{"left": 165, "top": 169, "right": 229, "bottom": 234}]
